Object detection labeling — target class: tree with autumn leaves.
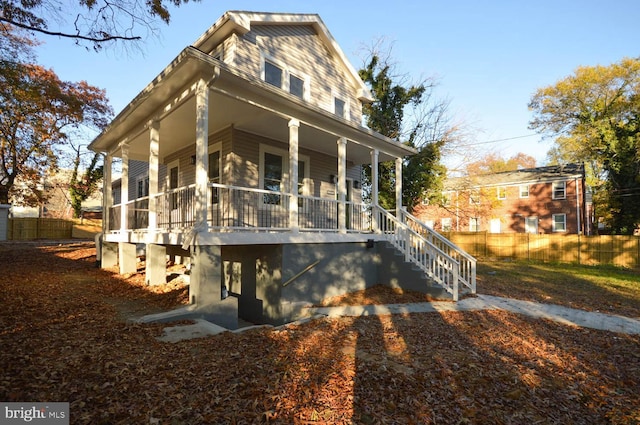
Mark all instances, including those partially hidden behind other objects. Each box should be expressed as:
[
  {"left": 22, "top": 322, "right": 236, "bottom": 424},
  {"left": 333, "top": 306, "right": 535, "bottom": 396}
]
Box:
[
  {"left": 0, "top": 25, "right": 112, "bottom": 210},
  {"left": 529, "top": 57, "right": 640, "bottom": 234}
]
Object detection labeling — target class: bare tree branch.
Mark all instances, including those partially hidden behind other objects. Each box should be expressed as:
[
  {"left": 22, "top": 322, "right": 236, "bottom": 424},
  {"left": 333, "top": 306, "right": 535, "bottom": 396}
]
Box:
[{"left": 0, "top": 17, "right": 141, "bottom": 42}]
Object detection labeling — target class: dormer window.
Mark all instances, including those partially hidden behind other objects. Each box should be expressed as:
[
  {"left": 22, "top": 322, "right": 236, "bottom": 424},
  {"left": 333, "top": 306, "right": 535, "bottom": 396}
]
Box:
[{"left": 262, "top": 55, "right": 309, "bottom": 100}]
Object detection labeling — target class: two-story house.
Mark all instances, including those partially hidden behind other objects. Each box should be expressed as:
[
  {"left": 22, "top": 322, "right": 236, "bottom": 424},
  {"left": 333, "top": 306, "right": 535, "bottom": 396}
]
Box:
[
  {"left": 90, "top": 11, "right": 475, "bottom": 328},
  {"left": 415, "top": 163, "right": 589, "bottom": 235}
]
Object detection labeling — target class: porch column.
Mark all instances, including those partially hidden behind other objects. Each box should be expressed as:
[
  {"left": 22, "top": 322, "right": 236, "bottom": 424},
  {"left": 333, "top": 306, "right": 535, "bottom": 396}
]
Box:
[
  {"left": 288, "top": 119, "right": 300, "bottom": 232},
  {"left": 194, "top": 77, "right": 210, "bottom": 230},
  {"left": 148, "top": 120, "right": 160, "bottom": 230},
  {"left": 103, "top": 153, "right": 113, "bottom": 234},
  {"left": 337, "top": 137, "right": 347, "bottom": 234},
  {"left": 370, "top": 149, "right": 379, "bottom": 231},
  {"left": 395, "top": 156, "right": 403, "bottom": 218},
  {"left": 120, "top": 142, "right": 129, "bottom": 232},
  {"left": 118, "top": 143, "right": 136, "bottom": 275}
]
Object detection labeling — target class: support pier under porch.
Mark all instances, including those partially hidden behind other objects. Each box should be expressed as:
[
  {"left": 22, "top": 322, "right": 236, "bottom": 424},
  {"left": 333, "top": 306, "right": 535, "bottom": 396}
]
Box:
[{"left": 100, "top": 235, "right": 451, "bottom": 329}]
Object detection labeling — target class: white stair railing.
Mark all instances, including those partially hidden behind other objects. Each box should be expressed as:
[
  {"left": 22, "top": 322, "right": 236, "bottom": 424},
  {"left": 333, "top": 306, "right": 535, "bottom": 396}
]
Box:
[{"left": 373, "top": 206, "right": 476, "bottom": 300}]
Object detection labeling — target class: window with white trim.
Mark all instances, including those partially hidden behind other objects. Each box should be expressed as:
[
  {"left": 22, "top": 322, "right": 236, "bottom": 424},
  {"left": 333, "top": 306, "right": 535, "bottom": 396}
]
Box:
[
  {"left": 552, "top": 181, "right": 566, "bottom": 199},
  {"left": 469, "top": 217, "right": 480, "bottom": 232},
  {"left": 167, "top": 160, "right": 179, "bottom": 210},
  {"left": 441, "top": 217, "right": 452, "bottom": 231},
  {"left": 334, "top": 96, "right": 350, "bottom": 120},
  {"left": 209, "top": 144, "right": 221, "bottom": 203},
  {"left": 497, "top": 186, "right": 506, "bottom": 200},
  {"left": 525, "top": 216, "right": 538, "bottom": 234},
  {"left": 264, "top": 61, "right": 283, "bottom": 88},
  {"left": 519, "top": 184, "right": 529, "bottom": 198},
  {"left": 136, "top": 176, "right": 149, "bottom": 198},
  {"left": 262, "top": 55, "right": 309, "bottom": 100},
  {"left": 469, "top": 189, "right": 480, "bottom": 205},
  {"left": 552, "top": 213, "right": 566, "bottom": 232},
  {"left": 289, "top": 73, "right": 304, "bottom": 99},
  {"left": 259, "top": 145, "right": 309, "bottom": 205}
]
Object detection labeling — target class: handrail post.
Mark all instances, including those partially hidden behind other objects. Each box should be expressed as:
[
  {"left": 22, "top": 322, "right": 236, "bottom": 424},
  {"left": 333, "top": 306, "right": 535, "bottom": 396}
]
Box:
[
  {"left": 452, "top": 264, "right": 459, "bottom": 301},
  {"left": 405, "top": 227, "right": 411, "bottom": 262}
]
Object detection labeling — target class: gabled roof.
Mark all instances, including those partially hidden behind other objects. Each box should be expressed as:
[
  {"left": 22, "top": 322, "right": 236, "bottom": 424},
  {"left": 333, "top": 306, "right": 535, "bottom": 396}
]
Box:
[
  {"left": 446, "top": 163, "right": 585, "bottom": 190},
  {"left": 192, "top": 11, "right": 374, "bottom": 102}
]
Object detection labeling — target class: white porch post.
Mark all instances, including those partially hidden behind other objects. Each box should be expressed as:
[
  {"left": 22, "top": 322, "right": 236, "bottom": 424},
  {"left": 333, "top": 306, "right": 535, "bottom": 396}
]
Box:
[
  {"left": 120, "top": 143, "right": 129, "bottom": 232},
  {"left": 337, "top": 137, "right": 347, "bottom": 234},
  {"left": 395, "top": 156, "right": 403, "bottom": 218},
  {"left": 103, "top": 153, "right": 113, "bottom": 233},
  {"left": 148, "top": 120, "right": 160, "bottom": 230},
  {"left": 371, "top": 149, "right": 379, "bottom": 231},
  {"left": 194, "top": 77, "right": 210, "bottom": 230},
  {"left": 288, "top": 119, "right": 300, "bottom": 233}
]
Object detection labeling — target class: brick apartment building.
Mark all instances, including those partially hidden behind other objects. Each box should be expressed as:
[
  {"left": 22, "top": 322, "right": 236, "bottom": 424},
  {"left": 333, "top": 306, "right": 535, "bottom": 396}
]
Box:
[{"left": 414, "top": 163, "right": 591, "bottom": 235}]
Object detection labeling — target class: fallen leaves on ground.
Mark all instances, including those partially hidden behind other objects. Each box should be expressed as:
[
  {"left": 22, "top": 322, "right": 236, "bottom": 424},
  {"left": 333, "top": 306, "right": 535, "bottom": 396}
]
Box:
[
  {"left": 315, "top": 284, "right": 441, "bottom": 307},
  {"left": 1, "top": 242, "right": 639, "bottom": 424}
]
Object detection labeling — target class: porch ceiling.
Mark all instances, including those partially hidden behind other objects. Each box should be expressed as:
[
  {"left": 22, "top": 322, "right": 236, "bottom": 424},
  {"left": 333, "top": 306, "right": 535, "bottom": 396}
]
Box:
[{"left": 122, "top": 92, "right": 379, "bottom": 164}]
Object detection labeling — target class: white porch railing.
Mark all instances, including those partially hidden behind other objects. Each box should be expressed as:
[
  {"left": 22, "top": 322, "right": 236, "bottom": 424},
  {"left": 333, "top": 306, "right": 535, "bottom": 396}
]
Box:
[
  {"left": 373, "top": 206, "right": 476, "bottom": 300},
  {"left": 106, "top": 184, "right": 475, "bottom": 299},
  {"left": 107, "top": 183, "right": 371, "bottom": 233}
]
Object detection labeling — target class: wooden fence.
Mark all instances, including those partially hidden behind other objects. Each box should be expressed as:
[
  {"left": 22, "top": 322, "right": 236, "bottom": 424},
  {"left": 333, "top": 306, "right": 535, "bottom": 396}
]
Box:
[
  {"left": 443, "top": 231, "right": 640, "bottom": 269},
  {"left": 7, "top": 218, "right": 73, "bottom": 240}
]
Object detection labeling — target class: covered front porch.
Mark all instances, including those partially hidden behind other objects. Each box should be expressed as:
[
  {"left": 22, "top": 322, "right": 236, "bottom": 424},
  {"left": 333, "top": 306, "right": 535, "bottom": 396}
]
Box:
[{"left": 95, "top": 48, "right": 414, "bottom": 247}]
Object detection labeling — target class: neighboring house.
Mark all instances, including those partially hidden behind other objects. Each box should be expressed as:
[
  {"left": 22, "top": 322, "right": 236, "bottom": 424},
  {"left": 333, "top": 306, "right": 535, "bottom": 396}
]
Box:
[
  {"left": 42, "top": 169, "right": 103, "bottom": 219},
  {"left": 414, "top": 163, "right": 590, "bottom": 235},
  {"left": 5, "top": 169, "right": 102, "bottom": 219},
  {"left": 89, "top": 11, "right": 475, "bottom": 328}
]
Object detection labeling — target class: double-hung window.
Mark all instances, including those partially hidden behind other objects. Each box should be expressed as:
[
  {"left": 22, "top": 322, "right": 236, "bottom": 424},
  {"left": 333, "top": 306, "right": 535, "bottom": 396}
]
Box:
[
  {"left": 497, "top": 186, "right": 506, "bottom": 200},
  {"left": 552, "top": 214, "right": 567, "bottom": 232},
  {"left": 552, "top": 181, "right": 566, "bottom": 199},
  {"left": 519, "top": 184, "right": 529, "bottom": 198}
]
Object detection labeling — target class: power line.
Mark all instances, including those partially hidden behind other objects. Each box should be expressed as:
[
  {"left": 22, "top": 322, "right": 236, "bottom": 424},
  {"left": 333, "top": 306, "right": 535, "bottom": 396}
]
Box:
[{"left": 457, "top": 133, "right": 540, "bottom": 147}]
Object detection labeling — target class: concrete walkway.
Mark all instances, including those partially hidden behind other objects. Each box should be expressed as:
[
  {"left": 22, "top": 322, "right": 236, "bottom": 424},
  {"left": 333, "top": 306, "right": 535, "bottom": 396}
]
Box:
[
  {"left": 307, "top": 294, "right": 640, "bottom": 335},
  {"left": 156, "top": 294, "right": 640, "bottom": 342}
]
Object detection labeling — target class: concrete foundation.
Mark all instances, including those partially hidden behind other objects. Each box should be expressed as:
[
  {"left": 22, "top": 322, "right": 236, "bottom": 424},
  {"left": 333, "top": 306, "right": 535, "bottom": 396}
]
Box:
[
  {"left": 101, "top": 241, "right": 118, "bottom": 268},
  {"left": 130, "top": 239, "right": 450, "bottom": 329},
  {"left": 118, "top": 242, "right": 137, "bottom": 274},
  {"left": 145, "top": 244, "right": 167, "bottom": 286}
]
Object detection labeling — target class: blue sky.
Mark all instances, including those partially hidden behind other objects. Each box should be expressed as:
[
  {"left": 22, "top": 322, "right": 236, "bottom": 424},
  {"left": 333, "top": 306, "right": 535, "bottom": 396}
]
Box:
[{"left": 34, "top": 0, "right": 640, "bottom": 168}]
